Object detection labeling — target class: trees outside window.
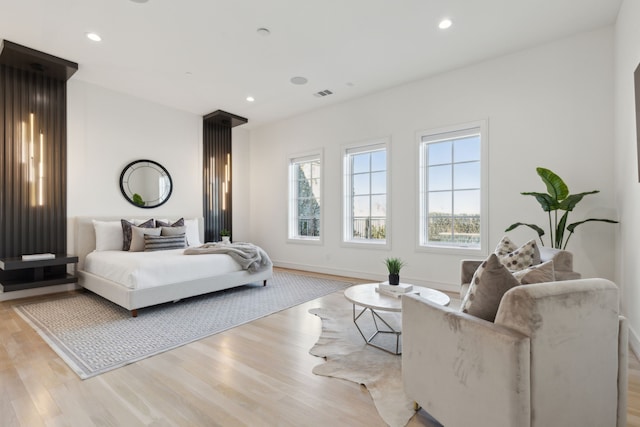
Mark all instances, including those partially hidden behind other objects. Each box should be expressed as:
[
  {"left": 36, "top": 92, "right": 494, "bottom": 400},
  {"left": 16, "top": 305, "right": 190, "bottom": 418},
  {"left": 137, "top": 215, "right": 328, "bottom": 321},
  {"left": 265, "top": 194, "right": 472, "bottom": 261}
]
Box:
[
  {"left": 343, "top": 141, "right": 388, "bottom": 245},
  {"left": 289, "top": 154, "right": 321, "bottom": 240}
]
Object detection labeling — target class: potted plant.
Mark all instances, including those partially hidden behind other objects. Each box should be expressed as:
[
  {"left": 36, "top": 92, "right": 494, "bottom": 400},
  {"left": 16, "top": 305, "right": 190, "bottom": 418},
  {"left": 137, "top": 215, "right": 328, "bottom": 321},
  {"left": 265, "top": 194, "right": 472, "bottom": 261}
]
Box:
[
  {"left": 220, "top": 229, "right": 231, "bottom": 244},
  {"left": 384, "top": 257, "right": 405, "bottom": 286},
  {"left": 505, "top": 167, "right": 618, "bottom": 249}
]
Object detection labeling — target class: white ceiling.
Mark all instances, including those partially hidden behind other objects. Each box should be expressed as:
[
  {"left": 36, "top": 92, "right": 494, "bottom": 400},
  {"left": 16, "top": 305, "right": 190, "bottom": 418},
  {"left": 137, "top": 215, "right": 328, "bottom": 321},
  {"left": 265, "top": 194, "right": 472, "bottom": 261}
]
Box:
[{"left": 0, "top": 0, "right": 622, "bottom": 129}]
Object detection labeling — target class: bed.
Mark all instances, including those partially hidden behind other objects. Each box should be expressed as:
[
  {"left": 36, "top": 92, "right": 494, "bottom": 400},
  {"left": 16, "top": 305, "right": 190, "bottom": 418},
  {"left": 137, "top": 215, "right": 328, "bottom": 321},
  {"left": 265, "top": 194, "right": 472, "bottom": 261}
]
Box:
[{"left": 75, "top": 216, "right": 273, "bottom": 317}]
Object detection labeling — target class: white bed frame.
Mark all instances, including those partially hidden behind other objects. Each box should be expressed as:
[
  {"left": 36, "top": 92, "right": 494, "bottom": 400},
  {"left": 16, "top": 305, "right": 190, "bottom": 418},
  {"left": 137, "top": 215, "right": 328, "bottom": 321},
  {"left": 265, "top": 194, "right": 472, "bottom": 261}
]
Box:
[{"left": 75, "top": 216, "right": 273, "bottom": 317}]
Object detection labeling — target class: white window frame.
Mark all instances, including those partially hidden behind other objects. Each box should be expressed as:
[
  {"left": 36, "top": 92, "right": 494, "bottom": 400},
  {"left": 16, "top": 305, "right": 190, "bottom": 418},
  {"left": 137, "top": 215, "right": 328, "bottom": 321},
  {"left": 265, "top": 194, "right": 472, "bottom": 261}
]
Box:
[
  {"left": 417, "top": 120, "right": 488, "bottom": 255},
  {"left": 342, "top": 138, "right": 390, "bottom": 249},
  {"left": 287, "top": 150, "right": 323, "bottom": 244}
]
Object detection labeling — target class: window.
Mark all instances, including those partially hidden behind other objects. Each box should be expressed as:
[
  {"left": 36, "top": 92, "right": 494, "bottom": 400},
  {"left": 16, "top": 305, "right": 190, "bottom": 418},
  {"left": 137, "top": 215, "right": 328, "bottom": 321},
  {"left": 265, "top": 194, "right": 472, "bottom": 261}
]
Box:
[
  {"left": 343, "top": 141, "right": 388, "bottom": 245},
  {"left": 419, "top": 121, "right": 487, "bottom": 252},
  {"left": 288, "top": 153, "right": 321, "bottom": 241}
]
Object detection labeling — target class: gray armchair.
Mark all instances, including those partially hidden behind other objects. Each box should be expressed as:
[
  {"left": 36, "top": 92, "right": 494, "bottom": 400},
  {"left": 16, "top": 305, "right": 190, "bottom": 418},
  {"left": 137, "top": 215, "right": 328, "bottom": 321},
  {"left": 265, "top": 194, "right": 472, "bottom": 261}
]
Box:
[
  {"left": 460, "top": 246, "right": 580, "bottom": 298},
  {"left": 402, "top": 278, "right": 627, "bottom": 427}
]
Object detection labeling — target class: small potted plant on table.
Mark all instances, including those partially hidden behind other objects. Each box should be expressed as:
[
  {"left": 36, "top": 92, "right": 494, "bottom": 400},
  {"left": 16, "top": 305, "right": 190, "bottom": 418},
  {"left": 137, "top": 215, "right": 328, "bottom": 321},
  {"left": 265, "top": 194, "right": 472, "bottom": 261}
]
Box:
[
  {"left": 220, "top": 229, "right": 231, "bottom": 244},
  {"left": 384, "top": 257, "right": 405, "bottom": 286}
]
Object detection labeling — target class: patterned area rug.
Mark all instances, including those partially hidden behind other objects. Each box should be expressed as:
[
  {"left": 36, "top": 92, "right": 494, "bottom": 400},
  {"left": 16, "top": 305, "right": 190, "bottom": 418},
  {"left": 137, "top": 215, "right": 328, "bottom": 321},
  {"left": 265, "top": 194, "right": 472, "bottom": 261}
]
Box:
[{"left": 14, "top": 271, "right": 352, "bottom": 379}]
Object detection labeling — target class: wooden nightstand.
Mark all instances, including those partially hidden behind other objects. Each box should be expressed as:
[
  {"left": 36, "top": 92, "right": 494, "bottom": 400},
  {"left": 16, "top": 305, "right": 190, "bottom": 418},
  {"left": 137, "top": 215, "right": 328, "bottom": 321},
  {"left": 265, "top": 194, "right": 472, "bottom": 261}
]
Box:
[{"left": 0, "top": 254, "right": 78, "bottom": 292}]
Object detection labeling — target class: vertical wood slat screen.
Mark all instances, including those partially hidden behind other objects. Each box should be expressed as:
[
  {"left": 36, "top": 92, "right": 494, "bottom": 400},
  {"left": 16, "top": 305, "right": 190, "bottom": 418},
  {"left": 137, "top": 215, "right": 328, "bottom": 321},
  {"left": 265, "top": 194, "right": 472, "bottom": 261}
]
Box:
[
  {"left": 202, "top": 121, "right": 232, "bottom": 243},
  {"left": 0, "top": 64, "right": 67, "bottom": 259}
]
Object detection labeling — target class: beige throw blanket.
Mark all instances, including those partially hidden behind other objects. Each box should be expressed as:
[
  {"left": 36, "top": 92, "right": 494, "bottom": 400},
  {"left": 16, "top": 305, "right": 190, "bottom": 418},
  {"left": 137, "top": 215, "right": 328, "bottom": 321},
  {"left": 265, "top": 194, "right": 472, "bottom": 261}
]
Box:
[{"left": 184, "top": 242, "right": 272, "bottom": 272}]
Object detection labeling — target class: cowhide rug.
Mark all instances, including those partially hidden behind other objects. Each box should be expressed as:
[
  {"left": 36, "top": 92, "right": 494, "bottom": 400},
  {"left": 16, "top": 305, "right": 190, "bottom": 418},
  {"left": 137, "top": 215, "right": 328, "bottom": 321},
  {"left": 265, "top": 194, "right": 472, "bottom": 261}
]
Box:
[{"left": 309, "top": 307, "right": 416, "bottom": 427}]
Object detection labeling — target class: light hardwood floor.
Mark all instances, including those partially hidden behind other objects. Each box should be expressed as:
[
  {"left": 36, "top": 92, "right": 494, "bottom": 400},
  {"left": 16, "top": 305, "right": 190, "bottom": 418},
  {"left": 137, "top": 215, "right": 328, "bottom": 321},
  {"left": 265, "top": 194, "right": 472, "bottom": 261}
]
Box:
[{"left": 1, "top": 268, "right": 638, "bottom": 427}]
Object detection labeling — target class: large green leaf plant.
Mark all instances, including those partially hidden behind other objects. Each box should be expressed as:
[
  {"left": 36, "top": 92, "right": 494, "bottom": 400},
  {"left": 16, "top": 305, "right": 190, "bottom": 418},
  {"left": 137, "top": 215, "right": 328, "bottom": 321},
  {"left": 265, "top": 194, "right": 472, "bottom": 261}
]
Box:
[{"left": 505, "top": 167, "right": 618, "bottom": 249}]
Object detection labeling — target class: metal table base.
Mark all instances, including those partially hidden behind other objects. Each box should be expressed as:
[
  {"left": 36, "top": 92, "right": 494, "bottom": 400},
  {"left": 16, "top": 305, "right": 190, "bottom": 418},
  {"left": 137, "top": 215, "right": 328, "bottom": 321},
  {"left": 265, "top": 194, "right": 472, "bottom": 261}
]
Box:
[{"left": 352, "top": 304, "right": 401, "bottom": 355}]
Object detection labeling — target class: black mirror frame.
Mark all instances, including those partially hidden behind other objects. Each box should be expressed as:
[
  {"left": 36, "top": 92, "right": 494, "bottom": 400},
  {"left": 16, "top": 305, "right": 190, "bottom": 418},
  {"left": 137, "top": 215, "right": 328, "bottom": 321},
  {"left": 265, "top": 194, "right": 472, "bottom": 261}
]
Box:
[{"left": 119, "top": 159, "right": 173, "bottom": 209}]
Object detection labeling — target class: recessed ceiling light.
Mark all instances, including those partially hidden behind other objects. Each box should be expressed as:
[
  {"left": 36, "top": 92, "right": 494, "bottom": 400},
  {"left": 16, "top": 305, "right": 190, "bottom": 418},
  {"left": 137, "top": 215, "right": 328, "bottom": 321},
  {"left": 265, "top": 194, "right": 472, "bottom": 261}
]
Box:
[
  {"left": 86, "top": 32, "right": 102, "bottom": 42},
  {"left": 130, "top": 0, "right": 149, "bottom": 3},
  {"left": 290, "top": 76, "right": 308, "bottom": 85},
  {"left": 246, "top": 96, "right": 255, "bottom": 102},
  {"left": 256, "top": 28, "right": 271, "bottom": 36},
  {"left": 438, "top": 18, "right": 452, "bottom": 30}
]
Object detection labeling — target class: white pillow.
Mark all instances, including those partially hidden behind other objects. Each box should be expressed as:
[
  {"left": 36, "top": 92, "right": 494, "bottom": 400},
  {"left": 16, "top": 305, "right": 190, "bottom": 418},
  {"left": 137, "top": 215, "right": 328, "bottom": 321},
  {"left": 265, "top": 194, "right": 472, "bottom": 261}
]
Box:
[
  {"left": 93, "top": 220, "right": 127, "bottom": 251},
  {"left": 184, "top": 218, "right": 201, "bottom": 246}
]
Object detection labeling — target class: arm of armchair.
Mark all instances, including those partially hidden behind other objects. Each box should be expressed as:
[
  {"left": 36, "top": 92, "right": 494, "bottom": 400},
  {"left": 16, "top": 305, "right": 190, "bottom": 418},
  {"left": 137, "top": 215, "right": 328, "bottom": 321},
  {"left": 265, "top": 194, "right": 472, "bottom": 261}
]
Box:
[
  {"left": 402, "top": 294, "right": 531, "bottom": 427},
  {"left": 538, "top": 246, "right": 581, "bottom": 280},
  {"left": 495, "top": 279, "right": 624, "bottom": 427}
]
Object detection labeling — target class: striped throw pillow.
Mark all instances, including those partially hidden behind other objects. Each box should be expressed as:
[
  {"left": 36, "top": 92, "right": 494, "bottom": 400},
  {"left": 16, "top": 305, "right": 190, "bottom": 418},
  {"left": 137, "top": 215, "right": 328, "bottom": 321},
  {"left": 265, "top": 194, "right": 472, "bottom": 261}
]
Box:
[{"left": 144, "top": 233, "right": 186, "bottom": 251}]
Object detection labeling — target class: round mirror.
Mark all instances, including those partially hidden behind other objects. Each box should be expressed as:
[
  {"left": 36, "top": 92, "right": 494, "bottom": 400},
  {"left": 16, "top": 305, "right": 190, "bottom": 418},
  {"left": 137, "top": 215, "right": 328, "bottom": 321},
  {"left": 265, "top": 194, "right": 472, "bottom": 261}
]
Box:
[{"left": 119, "top": 159, "right": 172, "bottom": 209}]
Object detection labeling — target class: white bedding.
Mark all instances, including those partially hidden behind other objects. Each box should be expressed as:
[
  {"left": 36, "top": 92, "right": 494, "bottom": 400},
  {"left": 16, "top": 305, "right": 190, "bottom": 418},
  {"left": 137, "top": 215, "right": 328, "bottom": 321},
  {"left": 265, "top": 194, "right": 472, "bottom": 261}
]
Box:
[{"left": 84, "top": 249, "right": 243, "bottom": 290}]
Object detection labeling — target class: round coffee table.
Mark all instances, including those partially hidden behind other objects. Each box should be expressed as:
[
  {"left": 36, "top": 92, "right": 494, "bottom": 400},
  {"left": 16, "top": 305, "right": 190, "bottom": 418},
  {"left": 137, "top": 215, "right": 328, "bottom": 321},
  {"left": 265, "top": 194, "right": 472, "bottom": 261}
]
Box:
[{"left": 344, "top": 283, "right": 450, "bottom": 354}]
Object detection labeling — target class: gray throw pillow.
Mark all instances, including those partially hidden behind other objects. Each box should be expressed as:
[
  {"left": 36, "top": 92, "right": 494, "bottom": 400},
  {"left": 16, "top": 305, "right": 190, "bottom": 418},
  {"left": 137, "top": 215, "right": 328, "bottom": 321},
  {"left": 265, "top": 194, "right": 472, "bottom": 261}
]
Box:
[
  {"left": 161, "top": 225, "right": 187, "bottom": 236},
  {"left": 460, "top": 254, "right": 521, "bottom": 322}
]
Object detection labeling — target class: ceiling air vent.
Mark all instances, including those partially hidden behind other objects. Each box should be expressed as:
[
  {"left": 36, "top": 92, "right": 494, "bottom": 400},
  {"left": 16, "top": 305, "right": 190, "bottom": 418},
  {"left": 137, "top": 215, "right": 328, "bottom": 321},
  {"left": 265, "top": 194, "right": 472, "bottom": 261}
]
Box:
[{"left": 313, "top": 89, "right": 333, "bottom": 98}]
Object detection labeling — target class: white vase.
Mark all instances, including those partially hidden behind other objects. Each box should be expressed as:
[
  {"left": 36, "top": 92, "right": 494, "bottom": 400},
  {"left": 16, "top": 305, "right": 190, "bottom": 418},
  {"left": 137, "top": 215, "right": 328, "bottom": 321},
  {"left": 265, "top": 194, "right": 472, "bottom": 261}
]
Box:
[{"left": 221, "top": 236, "right": 230, "bottom": 244}]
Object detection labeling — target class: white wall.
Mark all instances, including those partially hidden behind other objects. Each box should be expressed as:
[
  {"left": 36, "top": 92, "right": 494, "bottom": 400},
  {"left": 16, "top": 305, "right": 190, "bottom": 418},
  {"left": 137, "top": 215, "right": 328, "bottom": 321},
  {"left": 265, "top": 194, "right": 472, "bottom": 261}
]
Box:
[
  {"left": 65, "top": 80, "right": 254, "bottom": 253},
  {"left": 66, "top": 81, "right": 203, "bottom": 251},
  {"left": 246, "top": 27, "right": 616, "bottom": 291},
  {"left": 61, "top": 26, "right": 618, "bottom": 295},
  {"left": 614, "top": 0, "right": 640, "bottom": 354}
]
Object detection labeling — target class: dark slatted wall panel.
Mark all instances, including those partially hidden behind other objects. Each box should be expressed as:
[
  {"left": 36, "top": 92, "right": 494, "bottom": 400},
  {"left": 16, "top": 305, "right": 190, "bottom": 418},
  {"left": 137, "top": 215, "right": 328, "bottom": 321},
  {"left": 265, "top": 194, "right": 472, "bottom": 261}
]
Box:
[
  {"left": 0, "top": 64, "right": 67, "bottom": 259},
  {"left": 202, "top": 122, "right": 232, "bottom": 243}
]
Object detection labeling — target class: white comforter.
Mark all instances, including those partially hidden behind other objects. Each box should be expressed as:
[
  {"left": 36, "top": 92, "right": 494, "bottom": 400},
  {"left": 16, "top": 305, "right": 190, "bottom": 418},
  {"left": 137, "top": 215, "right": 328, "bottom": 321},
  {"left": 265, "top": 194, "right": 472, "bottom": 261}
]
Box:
[{"left": 84, "top": 249, "right": 243, "bottom": 290}]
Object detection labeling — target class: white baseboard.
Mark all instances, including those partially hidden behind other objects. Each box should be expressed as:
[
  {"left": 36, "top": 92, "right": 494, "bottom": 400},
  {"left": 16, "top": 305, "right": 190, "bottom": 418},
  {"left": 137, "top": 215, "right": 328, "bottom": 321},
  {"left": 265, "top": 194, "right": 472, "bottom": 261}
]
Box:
[{"left": 271, "top": 260, "right": 459, "bottom": 294}]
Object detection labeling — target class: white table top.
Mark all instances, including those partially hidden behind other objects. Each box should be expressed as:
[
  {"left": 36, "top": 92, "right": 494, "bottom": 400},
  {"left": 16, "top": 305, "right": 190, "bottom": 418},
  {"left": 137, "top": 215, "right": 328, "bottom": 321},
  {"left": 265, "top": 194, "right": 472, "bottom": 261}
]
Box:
[{"left": 344, "top": 283, "right": 451, "bottom": 312}]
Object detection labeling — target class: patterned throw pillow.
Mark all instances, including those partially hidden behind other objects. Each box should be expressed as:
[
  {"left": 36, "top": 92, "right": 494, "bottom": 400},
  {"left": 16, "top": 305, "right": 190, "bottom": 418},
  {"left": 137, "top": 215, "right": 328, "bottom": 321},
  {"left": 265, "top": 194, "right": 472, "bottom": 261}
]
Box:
[
  {"left": 512, "top": 260, "right": 555, "bottom": 284},
  {"left": 144, "top": 233, "right": 187, "bottom": 251},
  {"left": 121, "top": 219, "right": 154, "bottom": 251},
  {"left": 494, "top": 236, "right": 541, "bottom": 271},
  {"left": 460, "top": 253, "right": 521, "bottom": 322}
]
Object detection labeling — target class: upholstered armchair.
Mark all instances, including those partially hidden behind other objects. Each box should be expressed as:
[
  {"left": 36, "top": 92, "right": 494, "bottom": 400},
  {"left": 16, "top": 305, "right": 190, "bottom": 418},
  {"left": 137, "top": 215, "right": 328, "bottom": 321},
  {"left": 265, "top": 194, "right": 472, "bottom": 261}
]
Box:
[
  {"left": 402, "top": 278, "right": 627, "bottom": 427},
  {"left": 460, "top": 246, "right": 580, "bottom": 298}
]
